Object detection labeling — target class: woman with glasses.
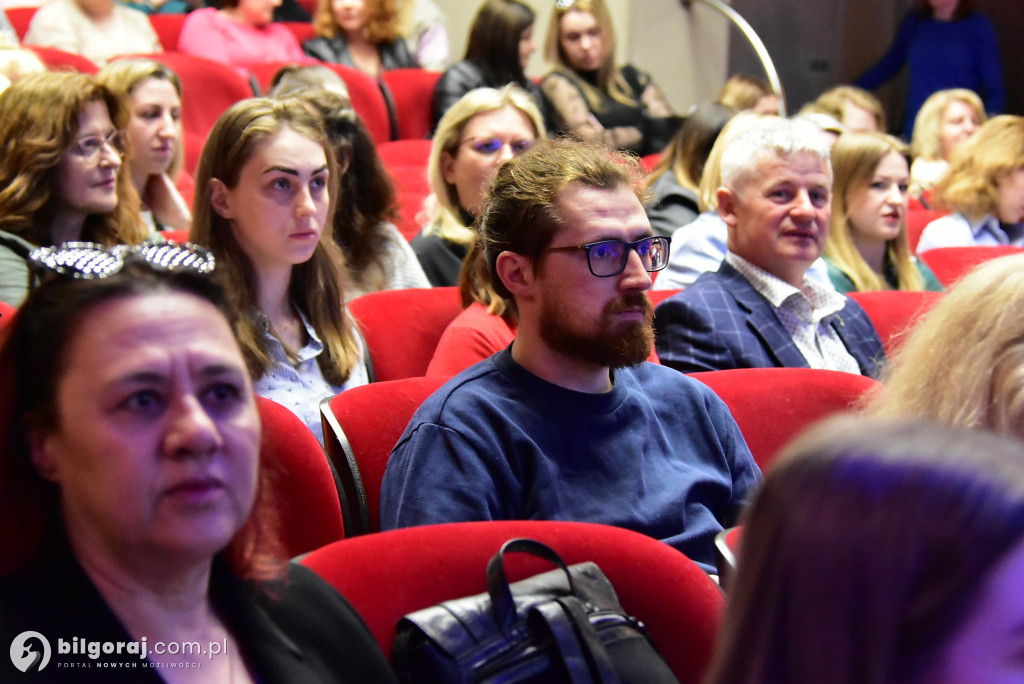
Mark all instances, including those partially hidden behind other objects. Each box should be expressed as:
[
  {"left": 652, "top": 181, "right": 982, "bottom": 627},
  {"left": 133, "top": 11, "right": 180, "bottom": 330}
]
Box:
[
  {"left": 432, "top": 0, "right": 551, "bottom": 133},
  {"left": 541, "top": 0, "right": 679, "bottom": 156},
  {"left": 0, "top": 71, "right": 145, "bottom": 307},
  {"left": 190, "top": 98, "right": 368, "bottom": 443},
  {"left": 0, "top": 245, "right": 398, "bottom": 681},
  {"left": 823, "top": 132, "right": 943, "bottom": 293},
  {"left": 97, "top": 59, "right": 192, "bottom": 235},
  {"left": 412, "top": 84, "right": 545, "bottom": 287}
]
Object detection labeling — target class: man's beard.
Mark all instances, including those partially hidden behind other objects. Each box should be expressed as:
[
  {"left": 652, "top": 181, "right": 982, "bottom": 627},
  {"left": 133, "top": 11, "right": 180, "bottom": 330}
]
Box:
[{"left": 539, "top": 291, "right": 654, "bottom": 369}]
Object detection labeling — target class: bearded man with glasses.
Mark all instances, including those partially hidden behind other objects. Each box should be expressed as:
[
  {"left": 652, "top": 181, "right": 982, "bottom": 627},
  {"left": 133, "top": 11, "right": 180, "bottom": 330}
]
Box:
[{"left": 381, "top": 139, "right": 760, "bottom": 576}]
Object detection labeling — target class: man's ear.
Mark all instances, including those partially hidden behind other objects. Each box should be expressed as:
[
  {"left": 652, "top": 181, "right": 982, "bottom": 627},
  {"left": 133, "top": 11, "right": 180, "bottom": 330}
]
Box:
[
  {"left": 208, "top": 178, "right": 234, "bottom": 220},
  {"left": 717, "top": 187, "right": 740, "bottom": 228},
  {"left": 495, "top": 251, "right": 535, "bottom": 300},
  {"left": 27, "top": 419, "right": 60, "bottom": 484}
]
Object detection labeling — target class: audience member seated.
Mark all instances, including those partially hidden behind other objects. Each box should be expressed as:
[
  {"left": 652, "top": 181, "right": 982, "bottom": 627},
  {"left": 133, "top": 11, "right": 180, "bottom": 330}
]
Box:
[
  {"left": 287, "top": 87, "right": 429, "bottom": 297},
  {"left": 381, "top": 139, "right": 761, "bottom": 575},
  {"left": 432, "top": 0, "right": 550, "bottom": 133},
  {"left": 396, "top": 0, "right": 448, "bottom": 70},
  {"left": 824, "top": 132, "right": 942, "bottom": 293},
  {"left": 705, "top": 415, "right": 1024, "bottom": 684},
  {"left": 23, "top": 0, "right": 161, "bottom": 65},
  {"left": 652, "top": 113, "right": 833, "bottom": 291},
  {"left": 800, "top": 84, "right": 886, "bottom": 134},
  {"left": 917, "top": 115, "right": 1024, "bottom": 252},
  {"left": 0, "top": 246, "right": 397, "bottom": 682},
  {"left": 97, "top": 59, "right": 191, "bottom": 234},
  {"left": 0, "top": 72, "right": 146, "bottom": 307},
  {"left": 412, "top": 84, "right": 543, "bottom": 286},
  {"left": 268, "top": 61, "right": 350, "bottom": 98},
  {"left": 910, "top": 88, "right": 985, "bottom": 198},
  {"left": 425, "top": 238, "right": 516, "bottom": 376},
  {"left": 856, "top": 0, "right": 1003, "bottom": 139},
  {"left": 179, "top": 0, "right": 307, "bottom": 73},
  {"left": 866, "top": 253, "right": 1024, "bottom": 440},
  {"left": 654, "top": 117, "right": 885, "bottom": 375},
  {"left": 303, "top": 0, "right": 417, "bottom": 77},
  {"left": 540, "top": 0, "right": 679, "bottom": 156},
  {"left": 715, "top": 73, "right": 780, "bottom": 116},
  {"left": 645, "top": 101, "right": 735, "bottom": 238},
  {"left": 190, "top": 98, "right": 369, "bottom": 442}
]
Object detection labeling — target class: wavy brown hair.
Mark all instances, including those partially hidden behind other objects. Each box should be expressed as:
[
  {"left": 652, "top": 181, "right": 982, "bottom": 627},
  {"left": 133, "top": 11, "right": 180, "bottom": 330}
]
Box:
[
  {"left": 933, "top": 115, "right": 1024, "bottom": 221},
  {"left": 313, "top": 0, "right": 401, "bottom": 43},
  {"left": 0, "top": 71, "right": 144, "bottom": 247},
  {"left": 190, "top": 97, "right": 362, "bottom": 386}
]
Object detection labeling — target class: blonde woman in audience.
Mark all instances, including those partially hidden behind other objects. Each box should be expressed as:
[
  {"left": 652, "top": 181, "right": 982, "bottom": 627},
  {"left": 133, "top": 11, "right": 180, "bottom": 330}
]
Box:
[
  {"left": 412, "top": 84, "right": 544, "bottom": 287},
  {"left": 23, "top": 0, "right": 161, "bottom": 65},
  {"left": 706, "top": 415, "right": 1024, "bottom": 684},
  {"left": 0, "top": 72, "right": 144, "bottom": 307},
  {"left": 289, "top": 87, "right": 429, "bottom": 297},
  {"left": 645, "top": 101, "right": 735, "bottom": 237},
  {"left": 304, "top": 0, "right": 417, "bottom": 77},
  {"left": 917, "top": 115, "right": 1024, "bottom": 252},
  {"left": 867, "top": 254, "right": 1024, "bottom": 439},
  {"left": 824, "top": 132, "right": 942, "bottom": 293},
  {"left": 716, "top": 74, "right": 780, "bottom": 116},
  {"left": 97, "top": 58, "right": 191, "bottom": 234},
  {"left": 541, "top": 0, "right": 678, "bottom": 155},
  {"left": 190, "top": 98, "right": 368, "bottom": 442},
  {"left": 910, "top": 88, "right": 985, "bottom": 197},
  {"left": 802, "top": 84, "right": 887, "bottom": 134}
]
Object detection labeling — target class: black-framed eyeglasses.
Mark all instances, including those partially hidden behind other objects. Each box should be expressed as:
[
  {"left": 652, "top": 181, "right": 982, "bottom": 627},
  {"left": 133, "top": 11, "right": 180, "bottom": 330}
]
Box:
[
  {"left": 459, "top": 136, "right": 534, "bottom": 156},
  {"left": 29, "top": 241, "right": 215, "bottom": 281},
  {"left": 72, "top": 130, "right": 126, "bottom": 162},
  {"left": 543, "top": 235, "right": 671, "bottom": 277}
]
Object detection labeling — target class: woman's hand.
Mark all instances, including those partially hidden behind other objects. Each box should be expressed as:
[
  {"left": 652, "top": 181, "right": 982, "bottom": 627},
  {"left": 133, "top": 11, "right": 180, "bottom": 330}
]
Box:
[{"left": 145, "top": 173, "right": 192, "bottom": 233}]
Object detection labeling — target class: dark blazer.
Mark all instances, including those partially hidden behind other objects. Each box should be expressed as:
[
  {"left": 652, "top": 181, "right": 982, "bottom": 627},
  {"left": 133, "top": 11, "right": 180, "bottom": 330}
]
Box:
[
  {"left": 302, "top": 34, "right": 417, "bottom": 72},
  {"left": 0, "top": 537, "right": 397, "bottom": 683},
  {"left": 653, "top": 261, "right": 885, "bottom": 376}
]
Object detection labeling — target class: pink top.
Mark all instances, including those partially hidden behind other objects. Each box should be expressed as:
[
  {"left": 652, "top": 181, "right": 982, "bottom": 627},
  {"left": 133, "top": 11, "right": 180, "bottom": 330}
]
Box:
[
  {"left": 426, "top": 302, "right": 517, "bottom": 377},
  {"left": 178, "top": 8, "right": 307, "bottom": 71}
]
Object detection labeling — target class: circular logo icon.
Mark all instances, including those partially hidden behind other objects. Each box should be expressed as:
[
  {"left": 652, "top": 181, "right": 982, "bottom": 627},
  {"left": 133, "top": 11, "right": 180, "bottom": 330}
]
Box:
[{"left": 10, "top": 632, "right": 50, "bottom": 673}]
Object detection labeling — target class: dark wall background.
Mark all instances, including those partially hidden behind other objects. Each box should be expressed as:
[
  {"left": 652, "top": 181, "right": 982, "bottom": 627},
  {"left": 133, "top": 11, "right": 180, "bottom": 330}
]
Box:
[{"left": 724, "top": 0, "right": 1020, "bottom": 134}]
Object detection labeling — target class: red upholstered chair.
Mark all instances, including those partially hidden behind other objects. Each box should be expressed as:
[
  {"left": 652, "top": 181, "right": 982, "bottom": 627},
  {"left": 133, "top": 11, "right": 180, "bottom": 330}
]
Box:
[
  {"left": 640, "top": 153, "right": 661, "bottom": 174},
  {"left": 919, "top": 245, "right": 1024, "bottom": 288},
  {"left": 6, "top": 7, "right": 35, "bottom": 40},
  {"left": 690, "top": 367, "right": 880, "bottom": 471},
  {"left": 147, "top": 12, "right": 187, "bottom": 51},
  {"left": 906, "top": 207, "right": 947, "bottom": 253},
  {"left": 320, "top": 375, "right": 447, "bottom": 536},
  {"left": 256, "top": 396, "right": 346, "bottom": 558},
  {"left": 348, "top": 286, "right": 462, "bottom": 382},
  {"left": 0, "top": 300, "right": 15, "bottom": 332},
  {"left": 847, "top": 290, "right": 943, "bottom": 355},
  {"left": 302, "top": 520, "right": 724, "bottom": 682},
  {"left": 24, "top": 45, "right": 98, "bottom": 74},
  {"left": 377, "top": 138, "right": 432, "bottom": 169},
  {"left": 380, "top": 68, "right": 442, "bottom": 140},
  {"left": 248, "top": 61, "right": 392, "bottom": 145},
  {"left": 132, "top": 52, "right": 254, "bottom": 143},
  {"left": 647, "top": 288, "right": 682, "bottom": 308},
  {"left": 280, "top": 21, "right": 316, "bottom": 44}
]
